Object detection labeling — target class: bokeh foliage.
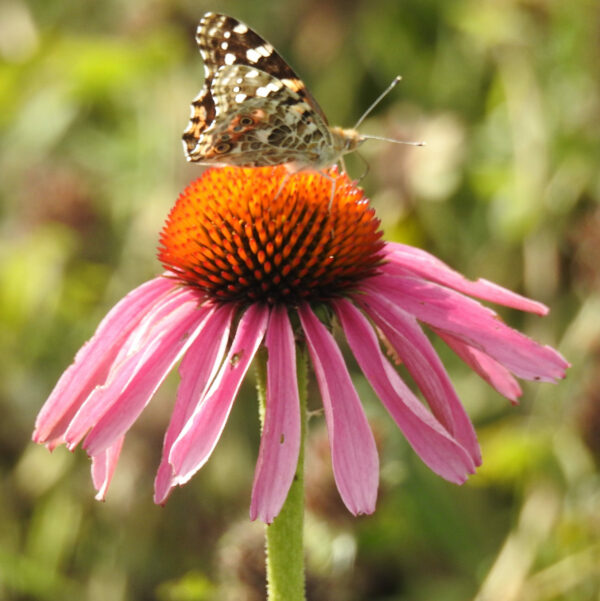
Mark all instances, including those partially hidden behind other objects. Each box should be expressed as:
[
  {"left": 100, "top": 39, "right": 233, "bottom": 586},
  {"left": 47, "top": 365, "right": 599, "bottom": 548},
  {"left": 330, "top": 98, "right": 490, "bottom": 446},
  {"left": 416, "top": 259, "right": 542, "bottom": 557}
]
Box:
[{"left": 1, "top": 0, "right": 599, "bottom": 599}]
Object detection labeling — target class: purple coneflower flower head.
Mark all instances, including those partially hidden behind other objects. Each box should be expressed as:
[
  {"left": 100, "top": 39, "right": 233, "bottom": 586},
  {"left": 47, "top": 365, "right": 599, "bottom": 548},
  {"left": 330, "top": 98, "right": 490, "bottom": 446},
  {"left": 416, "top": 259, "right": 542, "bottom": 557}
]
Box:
[{"left": 33, "top": 166, "right": 568, "bottom": 523}]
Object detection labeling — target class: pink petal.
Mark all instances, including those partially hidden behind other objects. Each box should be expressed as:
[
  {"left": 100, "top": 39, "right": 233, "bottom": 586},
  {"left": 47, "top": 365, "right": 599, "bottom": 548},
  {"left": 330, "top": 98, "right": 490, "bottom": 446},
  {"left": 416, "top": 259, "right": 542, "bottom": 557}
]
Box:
[
  {"left": 154, "top": 304, "right": 235, "bottom": 504},
  {"left": 91, "top": 436, "right": 124, "bottom": 501},
  {"left": 298, "top": 304, "right": 379, "bottom": 516},
  {"left": 33, "top": 276, "right": 176, "bottom": 446},
  {"left": 250, "top": 306, "right": 301, "bottom": 523},
  {"left": 80, "top": 297, "right": 210, "bottom": 456},
  {"left": 436, "top": 329, "right": 522, "bottom": 404},
  {"left": 357, "top": 290, "right": 481, "bottom": 464},
  {"left": 366, "top": 275, "right": 569, "bottom": 382},
  {"left": 334, "top": 299, "right": 477, "bottom": 483},
  {"left": 384, "top": 243, "right": 549, "bottom": 315},
  {"left": 63, "top": 288, "right": 201, "bottom": 448},
  {"left": 169, "top": 304, "right": 269, "bottom": 485}
]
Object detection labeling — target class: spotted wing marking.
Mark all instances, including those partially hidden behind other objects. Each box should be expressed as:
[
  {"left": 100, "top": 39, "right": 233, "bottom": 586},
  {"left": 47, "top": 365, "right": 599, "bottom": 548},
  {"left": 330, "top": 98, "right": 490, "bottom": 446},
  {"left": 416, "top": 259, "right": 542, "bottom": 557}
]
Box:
[{"left": 187, "top": 64, "right": 332, "bottom": 166}]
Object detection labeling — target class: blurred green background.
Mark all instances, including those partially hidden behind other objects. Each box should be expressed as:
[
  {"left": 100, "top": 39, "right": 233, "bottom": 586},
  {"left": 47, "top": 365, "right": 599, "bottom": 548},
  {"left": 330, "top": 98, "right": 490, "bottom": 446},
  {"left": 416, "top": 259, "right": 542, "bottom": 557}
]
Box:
[{"left": 1, "top": 0, "right": 599, "bottom": 599}]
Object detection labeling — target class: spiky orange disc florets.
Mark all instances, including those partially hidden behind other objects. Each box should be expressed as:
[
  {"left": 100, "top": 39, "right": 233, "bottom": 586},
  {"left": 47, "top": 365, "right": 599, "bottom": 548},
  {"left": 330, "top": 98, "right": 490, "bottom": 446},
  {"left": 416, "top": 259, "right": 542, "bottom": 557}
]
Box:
[{"left": 159, "top": 166, "right": 385, "bottom": 305}]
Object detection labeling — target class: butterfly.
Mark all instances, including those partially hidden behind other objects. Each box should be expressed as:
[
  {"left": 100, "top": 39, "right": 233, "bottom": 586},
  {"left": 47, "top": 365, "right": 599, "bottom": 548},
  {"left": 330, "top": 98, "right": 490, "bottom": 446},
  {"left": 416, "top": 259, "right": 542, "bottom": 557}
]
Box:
[{"left": 182, "top": 12, "right": 420, "bottom": 175}]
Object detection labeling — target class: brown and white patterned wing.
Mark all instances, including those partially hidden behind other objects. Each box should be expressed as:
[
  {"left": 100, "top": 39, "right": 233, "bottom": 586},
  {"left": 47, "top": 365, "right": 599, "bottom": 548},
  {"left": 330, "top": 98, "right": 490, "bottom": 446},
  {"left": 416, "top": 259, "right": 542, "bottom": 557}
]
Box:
[
  {"left": 182, "top": 12, "right": 328, "bottom": 160},
  {"left": 186, "top": 64, "right": 332, "bottom": 166}
]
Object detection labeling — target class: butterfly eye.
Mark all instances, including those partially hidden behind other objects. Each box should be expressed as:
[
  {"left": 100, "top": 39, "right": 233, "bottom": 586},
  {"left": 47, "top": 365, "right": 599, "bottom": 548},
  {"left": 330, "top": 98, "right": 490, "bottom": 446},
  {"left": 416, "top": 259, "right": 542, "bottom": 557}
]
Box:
[{"left": 215, "top": 142, "right": 232, "bottom": 154}]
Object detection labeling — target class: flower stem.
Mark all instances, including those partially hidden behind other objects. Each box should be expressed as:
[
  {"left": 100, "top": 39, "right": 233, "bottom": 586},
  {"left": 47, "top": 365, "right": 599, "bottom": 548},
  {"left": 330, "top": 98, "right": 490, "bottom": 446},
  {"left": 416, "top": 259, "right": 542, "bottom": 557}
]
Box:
[{"left": 256, "top": 346, "right": 307, "bottom": 601}]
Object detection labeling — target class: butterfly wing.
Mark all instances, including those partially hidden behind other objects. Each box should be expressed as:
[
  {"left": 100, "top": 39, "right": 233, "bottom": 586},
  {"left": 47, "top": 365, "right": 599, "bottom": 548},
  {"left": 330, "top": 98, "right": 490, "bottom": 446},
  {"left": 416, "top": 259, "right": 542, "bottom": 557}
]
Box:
[
  {"left": 183, "top": 12, "right": 329, "bottom": 160},
  {"left": 186, "top": 64, "right": 333, "bottom": 167}
]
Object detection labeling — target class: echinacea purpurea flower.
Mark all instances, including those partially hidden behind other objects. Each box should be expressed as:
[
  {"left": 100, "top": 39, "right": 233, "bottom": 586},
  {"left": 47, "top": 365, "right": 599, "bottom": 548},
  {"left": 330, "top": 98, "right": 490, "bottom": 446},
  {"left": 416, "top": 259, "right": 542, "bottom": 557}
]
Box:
[{"left": 33, "top": 166, "right": 568, "bottom": 523}]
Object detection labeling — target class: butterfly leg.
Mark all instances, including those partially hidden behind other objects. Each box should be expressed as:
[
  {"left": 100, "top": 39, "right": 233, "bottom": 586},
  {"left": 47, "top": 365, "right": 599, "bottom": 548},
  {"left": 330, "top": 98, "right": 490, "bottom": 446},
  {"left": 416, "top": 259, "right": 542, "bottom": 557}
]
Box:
[
  {"left": 339, "top": 155, "right": 348, "bottom": 176},
  {"left": 317, "top": 170, "right": 338, "bottom": 211},
  {"left": 283, "top": 164, "right": 338, "bottom": 211},
  {"left": 273, "top": 172, "right": 292, "bottom": 204}
]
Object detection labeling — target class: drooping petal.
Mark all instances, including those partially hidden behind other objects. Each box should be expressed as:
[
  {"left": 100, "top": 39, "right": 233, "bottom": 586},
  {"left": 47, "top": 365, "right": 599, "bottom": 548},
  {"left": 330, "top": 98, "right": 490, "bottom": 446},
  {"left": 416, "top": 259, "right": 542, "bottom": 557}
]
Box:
[
  {"left": 357, "top": 290, "right": 481, "bottom": 464},
  {"left": 169, "top": 304, "right": 270, "bottom": 485},
  {"left": 63, "top": 287, "right": 200, "bottom": 448},
  {"left": 298, "top": 304, "right": 379, "bottom": 516},
  {"left": 33, "top": 276, "right": 176, "bottom": 446},
  {"left": 91, "top": 436, "right": 124, "bottom": 501},
  {"left": 435, "top": 330, "right": 522, "bottom": 404},
  {"left": 75, "top": 294, "right": 210, "bottom": 456},
  {"left": 250, "top": 306, "right": 300, "bottom": 523},
  {"left": 366, "top": 275, "right": 569, "bottom": 382},
  {"left": 383, "top": 243, "right": 549, "bottom": 315},
  {"left": 334, "top": 299, "right": 477, "bottom": 483},
  {"left": 154, "top": 303, "right": 235, "bottom": 504}
]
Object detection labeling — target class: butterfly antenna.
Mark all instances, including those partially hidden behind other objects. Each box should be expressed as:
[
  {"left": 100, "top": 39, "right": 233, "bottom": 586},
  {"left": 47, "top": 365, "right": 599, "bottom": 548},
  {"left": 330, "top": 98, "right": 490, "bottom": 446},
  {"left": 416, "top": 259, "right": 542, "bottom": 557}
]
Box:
[
  {"left": 353, "top": 75, "right": 403, "bottom": 130},
  {"left": 353, "top": 75, "right": 426, "bottom": 147},
  {"left": 360, "top": 134, "right": 426, "bottom": 147}
]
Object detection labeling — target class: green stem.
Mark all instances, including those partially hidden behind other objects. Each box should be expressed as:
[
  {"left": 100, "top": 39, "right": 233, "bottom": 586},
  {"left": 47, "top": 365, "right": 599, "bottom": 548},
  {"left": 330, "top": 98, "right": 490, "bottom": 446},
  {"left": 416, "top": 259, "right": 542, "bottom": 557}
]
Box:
[{"left": 256, "top": 346, "right": 307, "bottom": 601}]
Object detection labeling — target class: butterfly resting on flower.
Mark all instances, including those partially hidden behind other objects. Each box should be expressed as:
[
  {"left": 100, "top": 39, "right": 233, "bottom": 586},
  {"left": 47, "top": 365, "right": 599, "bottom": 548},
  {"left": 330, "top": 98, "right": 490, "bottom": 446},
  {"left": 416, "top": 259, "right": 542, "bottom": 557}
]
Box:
[{"left": 183, "top": 12, "right": 422, "bottom": 177}]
